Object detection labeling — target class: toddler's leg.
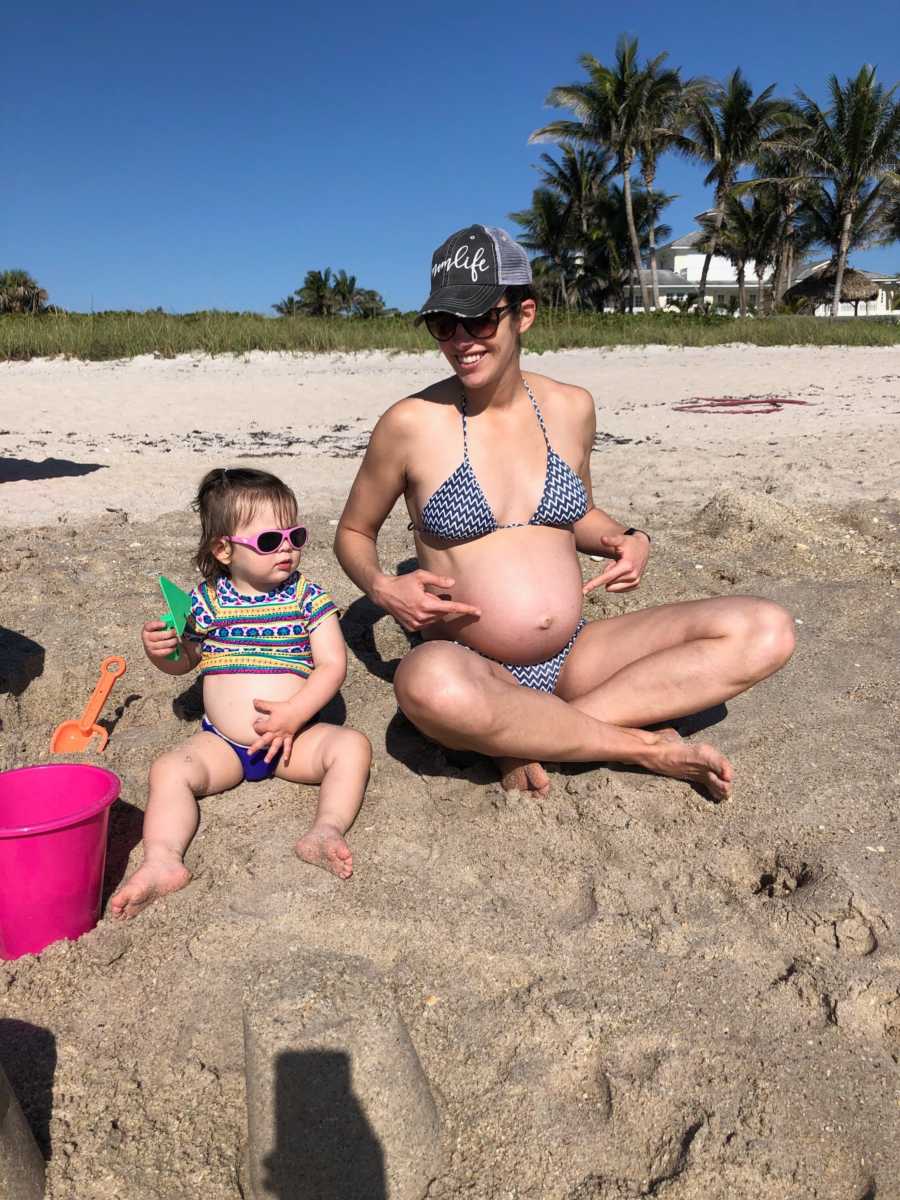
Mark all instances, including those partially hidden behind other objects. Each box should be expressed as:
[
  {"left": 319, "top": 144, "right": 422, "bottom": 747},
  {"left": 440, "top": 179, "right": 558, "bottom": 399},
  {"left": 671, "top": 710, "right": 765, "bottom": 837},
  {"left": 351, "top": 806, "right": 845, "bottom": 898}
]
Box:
[
  {"left": 110, "top": 731, "right": 244, "bottom": 919},
  {"left": 275, "top": 724, "right": 371, "bottom": 879}
]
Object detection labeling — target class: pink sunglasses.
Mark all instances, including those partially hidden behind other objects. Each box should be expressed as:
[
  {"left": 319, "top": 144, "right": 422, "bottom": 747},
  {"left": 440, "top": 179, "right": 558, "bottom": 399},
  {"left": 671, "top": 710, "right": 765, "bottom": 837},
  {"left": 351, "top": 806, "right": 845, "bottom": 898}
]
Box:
[{"left": 227, "top": 525, "right": 308, "bottom": 554}]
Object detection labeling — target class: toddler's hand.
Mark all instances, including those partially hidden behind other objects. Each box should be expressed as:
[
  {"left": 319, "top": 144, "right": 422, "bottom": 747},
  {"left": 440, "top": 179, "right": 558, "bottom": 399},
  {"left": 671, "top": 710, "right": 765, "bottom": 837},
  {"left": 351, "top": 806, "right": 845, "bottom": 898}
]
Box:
[
  {"left": 248, "top": 697, "right": 303, "bottom": 766},
  {"left": 142, "top": 620, "right": 179, "bottom": 660}
]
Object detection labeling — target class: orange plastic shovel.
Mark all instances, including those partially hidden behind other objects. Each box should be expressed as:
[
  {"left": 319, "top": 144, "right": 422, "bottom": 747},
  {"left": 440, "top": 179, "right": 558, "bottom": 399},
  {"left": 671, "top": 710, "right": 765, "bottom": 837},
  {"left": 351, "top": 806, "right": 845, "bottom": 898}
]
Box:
[{"left": 50, "top": 656, "right": 127, "bottom": 754}]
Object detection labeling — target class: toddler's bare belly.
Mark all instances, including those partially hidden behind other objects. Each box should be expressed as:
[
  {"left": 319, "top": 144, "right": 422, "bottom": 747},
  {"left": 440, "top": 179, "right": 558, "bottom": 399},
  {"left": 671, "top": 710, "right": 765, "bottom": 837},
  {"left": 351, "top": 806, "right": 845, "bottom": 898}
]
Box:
[{"left": 201, "top": 671, "right": 305, "bottom": 745}]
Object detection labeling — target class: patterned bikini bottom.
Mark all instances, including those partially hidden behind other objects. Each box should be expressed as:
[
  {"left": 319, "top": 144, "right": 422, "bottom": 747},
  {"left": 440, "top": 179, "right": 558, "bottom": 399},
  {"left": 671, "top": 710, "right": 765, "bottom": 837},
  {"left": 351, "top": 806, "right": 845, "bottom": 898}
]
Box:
[
  {"left": 492, "top": 619, "right": 587, "bottom": 693},
  {"left": 415, "top": 619, "right": 587, "bottom": 695}
]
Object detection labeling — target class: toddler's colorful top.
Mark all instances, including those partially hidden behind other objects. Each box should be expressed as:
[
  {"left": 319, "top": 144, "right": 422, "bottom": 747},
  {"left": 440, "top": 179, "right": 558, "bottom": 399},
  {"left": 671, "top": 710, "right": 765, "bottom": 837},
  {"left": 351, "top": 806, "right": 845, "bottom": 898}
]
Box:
[{"left": 186, "top": 572, "right": 338, "bottom": 677}]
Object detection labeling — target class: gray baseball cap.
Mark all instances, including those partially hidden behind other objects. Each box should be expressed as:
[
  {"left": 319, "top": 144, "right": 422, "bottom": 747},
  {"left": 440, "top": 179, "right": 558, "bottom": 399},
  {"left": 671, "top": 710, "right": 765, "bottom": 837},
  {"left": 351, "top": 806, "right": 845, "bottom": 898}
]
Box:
[{"left": 416, "top": 224, "right": 532, "bottom": 320}]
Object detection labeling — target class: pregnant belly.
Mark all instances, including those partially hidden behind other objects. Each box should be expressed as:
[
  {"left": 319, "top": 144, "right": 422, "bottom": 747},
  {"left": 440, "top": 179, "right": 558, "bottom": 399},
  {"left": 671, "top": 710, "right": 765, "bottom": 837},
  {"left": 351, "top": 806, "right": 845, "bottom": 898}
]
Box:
[
  {"left": 420, "top": 527, "right": 586, "bottom": 665},
  {"left": 202, "top": 671, "right": 305, "bottom": 745}
]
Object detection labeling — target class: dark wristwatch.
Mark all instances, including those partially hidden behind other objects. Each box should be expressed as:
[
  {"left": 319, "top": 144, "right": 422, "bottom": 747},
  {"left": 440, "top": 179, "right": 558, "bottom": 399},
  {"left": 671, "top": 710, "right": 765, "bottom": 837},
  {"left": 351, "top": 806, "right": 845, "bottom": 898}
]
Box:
[{"left": 623, "top": 527, "right": 651, "bottom": 543}]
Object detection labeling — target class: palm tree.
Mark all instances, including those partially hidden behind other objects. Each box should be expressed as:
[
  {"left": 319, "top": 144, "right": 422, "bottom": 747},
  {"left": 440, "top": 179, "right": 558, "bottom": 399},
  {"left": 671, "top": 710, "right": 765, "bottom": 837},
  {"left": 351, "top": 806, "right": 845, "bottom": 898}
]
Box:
[
  {"left": 795, "top": 179, "right": 889, "bottom": 261},
  {"left": 790, "top": 66, "right": 900, "bottom": 316},
  {"left": 699, "top": 196, "right": 754, "bottom": 316},
  {"left": 355, "top": 288, "right": 387, "bottom": 318},
  {"left": 881, "top": 184, "right": 900, "bottom": 245},
  {"left": 0, "top": 269, "right": 48, "bottom": 314},
  {"left": 272, "top": 295, "right": 301, "bottom": 316},
  {"left": 746, "top": 122, "right": 814, "bottom": 308},
  {"left": 509, "top": 188, "right": 578, "bottom": 309},
  {"left": 583, "top": 183, "right": 673, "bottom": 311},
  {"left": 531, "top": 35, "right": 655, "bottom": 311},
  {"left": 683, "top": 69, "right": 790, "bottom": 305},
  {"left": 298, "top": 268, "right": 337, "bottom": 317},
  {"left": 747, "top": 188, "right": 783, "bottom": 312},
  {"left": 635, "top": 63, "right": 708, "bottom": 308},
  {"left": 535, "top": 143, "right": 613, "bottom": 238},
  {"left": 332, "top": 269, "right": 359, "bottom": 316},
  {"left": 534, "top": 144, "right": 613, "bottom": 299}
]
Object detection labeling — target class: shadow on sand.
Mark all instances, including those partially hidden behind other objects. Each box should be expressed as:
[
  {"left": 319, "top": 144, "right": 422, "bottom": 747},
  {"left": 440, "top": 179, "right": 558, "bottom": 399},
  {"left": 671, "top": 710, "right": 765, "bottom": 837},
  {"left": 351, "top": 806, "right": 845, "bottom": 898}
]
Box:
[
  {"left": 0, "top": 1020, "right": 57, "bottom": 1158},
  {"left": 260, "top": 1050, "right": 386, "bottom": 1199},
  {"left": 0, "top": 457, "right": 105, "bottom": 484},
  {"left": 341, "top": 556, "right": 419, "bottom": 686},
  {"left": 0, "top": 628, "right": 45, "bottom": 698}
]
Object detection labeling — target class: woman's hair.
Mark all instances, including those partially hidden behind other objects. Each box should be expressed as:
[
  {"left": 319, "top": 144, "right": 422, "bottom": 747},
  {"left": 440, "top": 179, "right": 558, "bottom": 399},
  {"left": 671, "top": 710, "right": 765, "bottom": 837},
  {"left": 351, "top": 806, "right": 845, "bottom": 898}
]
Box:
[
  {"left": 504, "top": 284, "right": 538, "bottom": 308},
  {"left": 193, "top": 467, "right": 298, "bottom": 581},
  {"left": 505, "top": 284, "right": 538, "bottom": 348}
]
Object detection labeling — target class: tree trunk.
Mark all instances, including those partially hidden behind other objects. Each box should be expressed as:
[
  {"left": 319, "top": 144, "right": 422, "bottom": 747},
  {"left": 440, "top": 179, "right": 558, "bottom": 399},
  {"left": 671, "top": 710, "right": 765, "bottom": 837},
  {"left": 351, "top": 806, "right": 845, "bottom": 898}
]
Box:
[
  {"left": 785, "top": 241, "right": 795, "bottom": 298},
  {"left": 697, "top": 198, "right": 725, "bottom": 306},
  {"left": 772, "top": 208, "right": 788, "bottom": 307},
  {"left": 738, "top": 264, "right": 747, "bottom": 317},
  {"left": 642, "top": 164, "right": 662, "bottom": 310},
  {"left": 622, "top": 165, "right": 650, "bottom": 312},
  {"left": 757, "top": 268, "right": 766, "bottom": 314},
  {"left": 832, "top": 207, "right": 854, "bottom": 317},
  {"left": 776, "top": 199, "right": 797, "bottom": 307}
]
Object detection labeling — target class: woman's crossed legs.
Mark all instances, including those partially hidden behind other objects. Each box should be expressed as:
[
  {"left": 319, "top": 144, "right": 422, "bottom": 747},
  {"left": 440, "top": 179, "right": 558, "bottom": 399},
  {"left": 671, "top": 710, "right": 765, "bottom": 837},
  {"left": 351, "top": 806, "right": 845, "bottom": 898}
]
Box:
[{"left": 394, "top": 594, "right": 795, "bottom": 800}]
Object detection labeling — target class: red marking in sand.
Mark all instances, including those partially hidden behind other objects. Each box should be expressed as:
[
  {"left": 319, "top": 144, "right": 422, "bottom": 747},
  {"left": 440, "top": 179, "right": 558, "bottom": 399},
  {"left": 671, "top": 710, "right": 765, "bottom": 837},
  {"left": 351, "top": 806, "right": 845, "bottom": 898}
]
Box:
[{"left": 673, "top": 396, "right": 812, "bottom": 415}]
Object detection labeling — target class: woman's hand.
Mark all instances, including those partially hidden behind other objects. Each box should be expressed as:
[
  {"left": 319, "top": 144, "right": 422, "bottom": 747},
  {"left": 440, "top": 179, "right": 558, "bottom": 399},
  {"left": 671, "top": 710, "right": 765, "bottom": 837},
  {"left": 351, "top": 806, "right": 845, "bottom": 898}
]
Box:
[
  {"left": 248, "top": 698, "right": 303, "bottom": 766},
  {"left": 582, "top": 532, "right": 650, "bottom": 595},
  {"left": 372, "top": 570, "right": 481, "bottom": 633}
]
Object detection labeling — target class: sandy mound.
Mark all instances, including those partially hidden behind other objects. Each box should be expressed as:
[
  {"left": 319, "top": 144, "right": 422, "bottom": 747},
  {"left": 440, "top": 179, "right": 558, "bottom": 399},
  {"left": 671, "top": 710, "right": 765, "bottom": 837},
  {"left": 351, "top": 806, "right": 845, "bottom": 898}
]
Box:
[{"left": 1, "top": 491, "right": 898, "bottom": 1198}]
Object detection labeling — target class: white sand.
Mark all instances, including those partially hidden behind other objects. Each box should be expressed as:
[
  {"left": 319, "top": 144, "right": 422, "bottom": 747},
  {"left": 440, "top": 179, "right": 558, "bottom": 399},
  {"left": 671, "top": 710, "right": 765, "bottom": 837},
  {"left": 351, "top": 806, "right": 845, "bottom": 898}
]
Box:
[{"left": 1, "top": 345, "right": 897, "bottom": 526}]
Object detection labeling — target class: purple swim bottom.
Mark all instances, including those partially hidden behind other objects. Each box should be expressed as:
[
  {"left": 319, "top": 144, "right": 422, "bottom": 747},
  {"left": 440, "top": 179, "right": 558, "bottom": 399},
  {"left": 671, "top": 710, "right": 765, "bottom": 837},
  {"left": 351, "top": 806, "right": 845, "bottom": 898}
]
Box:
[{"left": 200, "top": 715, "right": 281, "bottom": 782}]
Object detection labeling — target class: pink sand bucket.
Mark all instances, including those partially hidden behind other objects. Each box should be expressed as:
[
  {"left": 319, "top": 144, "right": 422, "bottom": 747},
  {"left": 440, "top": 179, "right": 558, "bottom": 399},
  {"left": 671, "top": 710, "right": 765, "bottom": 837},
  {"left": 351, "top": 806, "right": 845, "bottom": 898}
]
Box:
[{"left": 0, "top": 764, "right": 121, "bottom": 959}]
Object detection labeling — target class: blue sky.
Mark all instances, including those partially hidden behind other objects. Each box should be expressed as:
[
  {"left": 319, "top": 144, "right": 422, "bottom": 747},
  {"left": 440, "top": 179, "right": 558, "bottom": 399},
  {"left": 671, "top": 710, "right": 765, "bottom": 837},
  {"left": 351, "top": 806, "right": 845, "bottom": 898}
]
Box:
[{"left": 6, "top": 0, "right": 899, "bottom": 313}]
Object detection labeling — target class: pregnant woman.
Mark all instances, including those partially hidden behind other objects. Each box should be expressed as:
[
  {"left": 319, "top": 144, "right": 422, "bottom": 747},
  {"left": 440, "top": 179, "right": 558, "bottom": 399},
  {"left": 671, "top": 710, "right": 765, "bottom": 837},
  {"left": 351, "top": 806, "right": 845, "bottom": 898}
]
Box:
[{"left": 335, "top": 225, "right": 795, "bottom": 798}]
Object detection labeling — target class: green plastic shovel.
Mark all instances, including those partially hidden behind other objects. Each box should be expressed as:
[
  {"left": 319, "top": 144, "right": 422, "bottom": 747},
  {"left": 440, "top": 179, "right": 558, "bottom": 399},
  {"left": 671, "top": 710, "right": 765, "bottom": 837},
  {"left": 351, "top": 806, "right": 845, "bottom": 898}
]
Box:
[{"left": 158, "top": 576, "right": 193, "bottom": 661}]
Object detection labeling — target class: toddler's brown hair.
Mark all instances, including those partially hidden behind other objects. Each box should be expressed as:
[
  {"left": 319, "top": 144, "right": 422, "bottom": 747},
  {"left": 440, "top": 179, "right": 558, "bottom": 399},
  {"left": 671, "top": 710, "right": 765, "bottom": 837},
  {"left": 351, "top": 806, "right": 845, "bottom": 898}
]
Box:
[{"left": 193, "top": 468, "right": 299, "bottom": 581}]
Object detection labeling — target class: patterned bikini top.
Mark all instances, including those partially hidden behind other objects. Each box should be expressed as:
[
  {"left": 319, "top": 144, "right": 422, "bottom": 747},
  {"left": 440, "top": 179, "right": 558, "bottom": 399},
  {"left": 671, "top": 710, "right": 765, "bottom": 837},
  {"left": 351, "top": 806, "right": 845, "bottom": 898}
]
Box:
[{"left": 414, "top": 378, "right": 589, "bottom": 542}]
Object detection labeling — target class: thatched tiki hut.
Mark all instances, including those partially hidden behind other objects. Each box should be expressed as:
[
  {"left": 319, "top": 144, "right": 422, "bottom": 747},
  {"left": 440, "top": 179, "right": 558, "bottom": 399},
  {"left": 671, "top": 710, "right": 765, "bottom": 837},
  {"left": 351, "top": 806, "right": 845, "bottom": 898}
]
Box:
[{"left": 785, "top": 265, "right": 880, "bottom": 316}]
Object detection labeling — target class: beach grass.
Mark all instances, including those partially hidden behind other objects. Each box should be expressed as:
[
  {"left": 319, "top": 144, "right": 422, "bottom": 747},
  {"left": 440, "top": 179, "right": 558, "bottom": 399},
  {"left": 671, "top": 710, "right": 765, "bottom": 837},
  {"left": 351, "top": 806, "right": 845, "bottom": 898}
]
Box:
[{"left": 2, "top": 309, "right": 899, "bottom": 361}]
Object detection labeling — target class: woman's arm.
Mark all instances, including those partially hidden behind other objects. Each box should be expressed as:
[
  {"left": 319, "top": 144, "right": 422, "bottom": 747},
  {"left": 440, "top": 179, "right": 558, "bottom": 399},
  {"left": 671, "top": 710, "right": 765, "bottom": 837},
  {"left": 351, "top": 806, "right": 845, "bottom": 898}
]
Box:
[
  {"left": 334, "top": 401, "right": 410, "bottom": 600},
  {"left": 570, "top": 389, "right": 651, "bottom": 592},
  {"left": 334, "top": 401, "right": 481, "bottom": 631}
]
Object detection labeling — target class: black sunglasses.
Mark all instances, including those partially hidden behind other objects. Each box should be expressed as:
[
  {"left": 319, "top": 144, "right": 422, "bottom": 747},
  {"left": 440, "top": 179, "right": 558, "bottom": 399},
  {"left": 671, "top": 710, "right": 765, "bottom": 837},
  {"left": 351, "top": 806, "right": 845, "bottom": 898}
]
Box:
[{"left": 424, "top": 303, "right": 520, "bottom": 342}]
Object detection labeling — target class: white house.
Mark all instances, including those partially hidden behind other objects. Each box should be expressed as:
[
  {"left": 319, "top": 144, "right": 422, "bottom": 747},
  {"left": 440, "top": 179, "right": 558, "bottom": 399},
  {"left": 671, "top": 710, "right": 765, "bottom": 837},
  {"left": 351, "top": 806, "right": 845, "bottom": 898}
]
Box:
[
  {"left": 648, "top": 230, "right": 774, "bottom": 311},
  {"left": 642, "top": 230, "right": 900, "bottom": 315}
]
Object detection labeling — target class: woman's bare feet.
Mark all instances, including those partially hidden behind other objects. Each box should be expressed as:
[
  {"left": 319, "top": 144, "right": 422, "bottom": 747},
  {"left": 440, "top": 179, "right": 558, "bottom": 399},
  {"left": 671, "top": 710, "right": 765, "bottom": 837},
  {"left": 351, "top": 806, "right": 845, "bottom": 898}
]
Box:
[
  {"left": 110, "top": 857, "right": 192, "bottom": 920},
  {"left": 495, "top": 757, "right": 551, "bottom": 796},
  {"left": 295, "top": 823, "right": 354, "bottom": 879},
  {"left": 642, "top": 737, "right": 734, "bottom": 802}
]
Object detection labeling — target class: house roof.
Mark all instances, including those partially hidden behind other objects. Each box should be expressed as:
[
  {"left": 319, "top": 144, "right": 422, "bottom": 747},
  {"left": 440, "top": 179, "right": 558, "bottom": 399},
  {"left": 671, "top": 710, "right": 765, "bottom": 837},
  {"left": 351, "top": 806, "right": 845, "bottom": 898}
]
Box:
[
  {"left": 656, "top": 231, "right": 706, "bottom": 252},
  {"left": 638, "top": 268, "right": 695, "bottom": 286},
  {"left": 793, "top": 260, "right": 900, "bottom": 286}
]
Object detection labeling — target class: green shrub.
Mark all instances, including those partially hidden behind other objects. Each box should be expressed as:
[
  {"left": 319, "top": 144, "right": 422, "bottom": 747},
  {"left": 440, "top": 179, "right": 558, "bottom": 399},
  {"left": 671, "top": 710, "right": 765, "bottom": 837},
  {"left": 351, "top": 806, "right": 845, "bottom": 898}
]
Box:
[{"left": 1, "top": 309, "right": 897, "bottom": 361}]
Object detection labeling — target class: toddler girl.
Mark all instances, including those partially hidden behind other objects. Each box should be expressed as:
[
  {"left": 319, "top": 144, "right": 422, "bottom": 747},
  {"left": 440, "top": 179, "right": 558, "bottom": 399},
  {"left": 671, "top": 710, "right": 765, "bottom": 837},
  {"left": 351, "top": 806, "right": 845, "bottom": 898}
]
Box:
[{"left": 111, "top": 467, "right": 371, "bottom": 919}]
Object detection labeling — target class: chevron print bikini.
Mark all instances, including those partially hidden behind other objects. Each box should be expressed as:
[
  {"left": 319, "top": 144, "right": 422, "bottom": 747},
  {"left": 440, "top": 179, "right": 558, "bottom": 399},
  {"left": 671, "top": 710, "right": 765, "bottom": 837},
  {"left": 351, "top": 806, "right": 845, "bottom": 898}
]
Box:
[{"left": 413, "top": 378, "right": 589, "bottom": 694}]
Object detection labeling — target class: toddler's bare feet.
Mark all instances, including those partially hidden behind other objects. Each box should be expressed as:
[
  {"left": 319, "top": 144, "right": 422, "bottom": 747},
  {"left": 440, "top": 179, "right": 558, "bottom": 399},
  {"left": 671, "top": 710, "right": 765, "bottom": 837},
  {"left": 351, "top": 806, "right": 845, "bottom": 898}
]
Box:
[
  {"left": 110, "top": 858, "right": 192, "bottom": 920},
  {"left": 643, "top": 738, "right": 734, "bottom": 802},
  {"left": 295, "top": 823, "right": 353, "bottom": 880},
  {"left": 496, "top": 757, "right": 551, "bottom": 796}
]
